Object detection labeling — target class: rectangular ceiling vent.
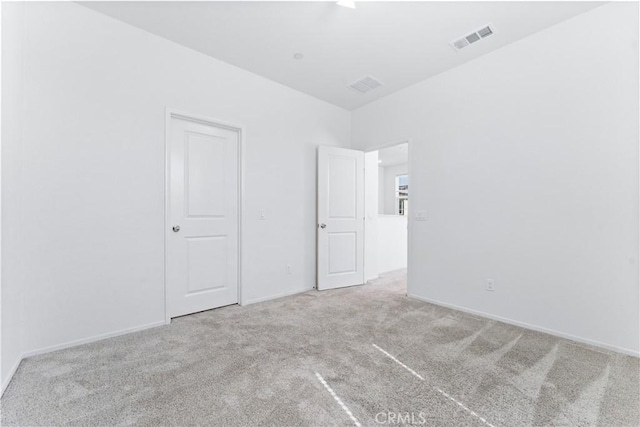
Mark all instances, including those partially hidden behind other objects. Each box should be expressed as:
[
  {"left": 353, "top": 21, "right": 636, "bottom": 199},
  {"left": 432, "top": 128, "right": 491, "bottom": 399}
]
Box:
[
  {"left": 349, "top": 75, "right": 383, "bottom": 94},
  {"left": 451, "top": 24, "right": 494, "bottom": 52}
]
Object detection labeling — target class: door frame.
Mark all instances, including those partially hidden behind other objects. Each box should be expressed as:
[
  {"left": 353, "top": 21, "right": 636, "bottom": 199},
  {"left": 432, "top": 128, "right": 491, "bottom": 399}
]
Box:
[
  {"left": 164, "top": 108, "right": 245, "bottom": 324},
  {"left": 362, "top": 138, "right": 412, "bottom": 290}
]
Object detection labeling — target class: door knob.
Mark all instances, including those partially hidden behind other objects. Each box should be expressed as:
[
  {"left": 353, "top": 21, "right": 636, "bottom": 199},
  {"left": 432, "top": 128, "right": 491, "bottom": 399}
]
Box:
[
  {"left": 172, "top": 225, "right": 181, "bottom": 232},
  {"left": 319, "top": 223, "right": 326, "bottom": 229}
]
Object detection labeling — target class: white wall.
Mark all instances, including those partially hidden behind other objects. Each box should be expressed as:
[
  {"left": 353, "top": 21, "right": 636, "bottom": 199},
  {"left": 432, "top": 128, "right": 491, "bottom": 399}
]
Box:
[
  {"left": 377, "top": 165, "right": 385, "bottom": 214},
  {"left": 377, "top": 216, "right": 408, "bottom": 274},
  {"left": 1, "top": 2, "right": 26, "bottom": 391},
  {"left": 364, "top": 152, "right": 379, "bottom": 282},
  {"left": 1, "top": 1, "right": 350, "bottom": 389},
  {"left": 352, "top": 3, "right": 639, "bottom": 355}
]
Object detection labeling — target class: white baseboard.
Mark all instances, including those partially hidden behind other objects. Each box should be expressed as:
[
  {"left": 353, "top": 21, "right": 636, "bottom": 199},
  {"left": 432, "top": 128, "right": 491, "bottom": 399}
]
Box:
[
  {"left": 22, "top": 320, "right": 166, "bottom": 359},
  {"left": 1, "top": 286, "right": 315, "bottom": 394},
  {"left": 243, "top": 287, "right": 312, "bottom": 305},
  {"left": 2, "top": 287, "right": 314, "bottom": 394},
  {"left": 1, "top": 320, "right": 166, "bottom": 397},
  {"left": 1, "top": 356, "right": 24, "bottom": 396},
  {"left": 407, "top": 293, "right": 640, "bottom": 358}
]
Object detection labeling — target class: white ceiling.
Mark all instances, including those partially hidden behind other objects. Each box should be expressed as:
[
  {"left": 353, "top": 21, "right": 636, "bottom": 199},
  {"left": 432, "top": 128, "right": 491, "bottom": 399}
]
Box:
[
  {"left": 82, "top": 1, "right": 602, "bottom": 111},
  {"left": 378, "top": 142, "right": 408, "bottom": 167}
]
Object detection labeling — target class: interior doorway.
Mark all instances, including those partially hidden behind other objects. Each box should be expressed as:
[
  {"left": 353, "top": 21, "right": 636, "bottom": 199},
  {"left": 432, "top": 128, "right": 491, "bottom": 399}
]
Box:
[
  {"left": 364, "top": 142, "right": 409, "bottom": 287},
  {"left": 315, "top": 142, "right": 409, "bottom": 292}
]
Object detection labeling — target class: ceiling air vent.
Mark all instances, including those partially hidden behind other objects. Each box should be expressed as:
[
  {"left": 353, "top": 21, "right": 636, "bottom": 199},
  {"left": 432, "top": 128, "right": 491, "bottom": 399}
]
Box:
[
  {"left": 453, "top": 38, "right": 469, "bottom": 50},
  {"left": 465, "top": 32, "right": 480, "bottom": 44},
  {"left": 349, "top": 75, "right": 383, "bottom": 94},
  {"left": 477, "top": 26, "right": 493, "bottom": 38},
  {"left": 451, "top": 24, "right": 495, "bottom": 52}
]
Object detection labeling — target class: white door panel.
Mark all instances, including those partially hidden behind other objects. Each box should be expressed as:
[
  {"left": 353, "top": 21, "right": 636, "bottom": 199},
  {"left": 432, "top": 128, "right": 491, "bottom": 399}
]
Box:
[
  {"left": 317, "top": 146, "right": 365, "bottom": 290},
  {"left": 167, "top": 115, "right": 239, "bottom": 318}
]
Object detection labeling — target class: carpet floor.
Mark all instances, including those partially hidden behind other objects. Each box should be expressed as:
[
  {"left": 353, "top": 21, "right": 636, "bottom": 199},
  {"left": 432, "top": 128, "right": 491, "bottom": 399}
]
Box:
[{"left": 1, "top": 270, "right": 638, "bottom": 426}]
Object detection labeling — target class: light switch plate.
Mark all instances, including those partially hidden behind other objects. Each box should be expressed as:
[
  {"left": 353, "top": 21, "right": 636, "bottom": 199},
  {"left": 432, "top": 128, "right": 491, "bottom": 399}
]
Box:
[{"left": 414, "top": 211, "right": 427, "bottom": 221}]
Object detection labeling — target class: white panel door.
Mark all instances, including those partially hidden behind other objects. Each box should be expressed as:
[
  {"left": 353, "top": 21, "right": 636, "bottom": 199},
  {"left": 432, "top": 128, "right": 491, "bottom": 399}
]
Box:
[
  {"left": 167, "top": 115, "right": 239, "bottom": 319},
  {"left": 317, "top": 146, "right": 365, "bottom": 290}
]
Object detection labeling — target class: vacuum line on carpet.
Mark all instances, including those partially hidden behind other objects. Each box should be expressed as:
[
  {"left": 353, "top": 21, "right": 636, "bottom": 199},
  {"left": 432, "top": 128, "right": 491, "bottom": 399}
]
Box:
[
  {"left": 372, "top": 343, "right": 425, "bottom": 380},
  {"left": 315, "top": 372, "right": 362, "bottom": 427},
  {"left": 372, "top": 344, "right": 496, "bottom": 427},
  {"left": 434, "top": 387, "right": 496, "bottom": 427}
]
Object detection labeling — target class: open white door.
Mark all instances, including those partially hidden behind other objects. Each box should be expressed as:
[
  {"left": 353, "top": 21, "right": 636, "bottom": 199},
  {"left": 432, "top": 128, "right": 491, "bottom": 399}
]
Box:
[{"left": 317, "top": 146, "right": 365, "bottom": 290}]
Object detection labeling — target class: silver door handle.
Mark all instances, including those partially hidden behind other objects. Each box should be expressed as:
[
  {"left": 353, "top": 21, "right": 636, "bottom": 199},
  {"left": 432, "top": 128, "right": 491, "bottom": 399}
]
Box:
[
  {"left": 319, "top": 223, "right": 326, "bottom": 229},
  {"left": 172, "top": 225, "right": 181, "bottom": 232}
]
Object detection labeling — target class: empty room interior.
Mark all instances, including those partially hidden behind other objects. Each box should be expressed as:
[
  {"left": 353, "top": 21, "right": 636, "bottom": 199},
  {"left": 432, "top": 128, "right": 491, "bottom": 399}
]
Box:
[{"left": 1, "top": 1, "right": 639, "bottom": 426}]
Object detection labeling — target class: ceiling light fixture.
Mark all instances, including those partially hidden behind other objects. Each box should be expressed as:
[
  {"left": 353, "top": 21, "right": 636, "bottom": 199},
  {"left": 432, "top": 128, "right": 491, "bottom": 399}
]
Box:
[
  {"left": 336, "top": 0, "right": 356, "bottom": 9},
  {"left": 293, "top": 53, "right": 304, "bottom": 60}
]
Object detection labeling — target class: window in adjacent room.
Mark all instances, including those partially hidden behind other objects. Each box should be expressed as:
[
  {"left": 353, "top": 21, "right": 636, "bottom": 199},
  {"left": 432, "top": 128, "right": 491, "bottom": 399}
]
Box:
[{"left": 395, "top": 174, "right": 408, "bottom": 215}]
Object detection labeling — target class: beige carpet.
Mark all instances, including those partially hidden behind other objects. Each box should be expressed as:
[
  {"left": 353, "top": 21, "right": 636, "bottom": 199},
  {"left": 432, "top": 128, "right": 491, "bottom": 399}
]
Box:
[{"left": 2, "top": 270, "right": 639, "bottom": 426}]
